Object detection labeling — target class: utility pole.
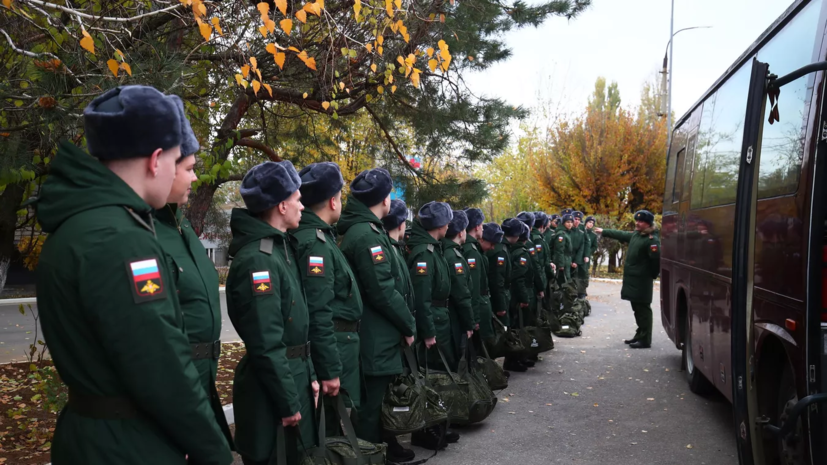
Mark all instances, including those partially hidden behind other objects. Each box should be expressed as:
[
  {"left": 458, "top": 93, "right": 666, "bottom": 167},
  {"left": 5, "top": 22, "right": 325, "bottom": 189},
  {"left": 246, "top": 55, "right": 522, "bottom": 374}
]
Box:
[{"left": 667, "top": 0, "right": 674, "bottom": 150}]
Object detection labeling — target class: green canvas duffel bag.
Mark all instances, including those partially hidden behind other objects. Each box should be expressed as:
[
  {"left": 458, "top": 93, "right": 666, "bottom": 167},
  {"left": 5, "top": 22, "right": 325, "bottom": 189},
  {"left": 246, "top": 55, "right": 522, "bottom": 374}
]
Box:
[
  {"left": 487, "top": 317, "right": 525, "bottom": 359},
  {"left": 423, "top": 344, "right": 470, "bottom": 425},
  {"left": 457, "top": 342, "right": 497, "bottom": 425},
  {"left": 553, "top": 312, "right": 582, "bottom": 338},
  {"left": 381, "top": 347, "right": 427, "bottom": 434},
  {"left": 477, "top": 339, "right": 508, "bottom": 391}
]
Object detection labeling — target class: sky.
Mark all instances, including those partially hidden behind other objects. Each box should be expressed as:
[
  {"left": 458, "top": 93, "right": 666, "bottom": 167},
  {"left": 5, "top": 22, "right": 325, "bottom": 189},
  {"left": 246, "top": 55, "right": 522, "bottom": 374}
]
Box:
[{"left": 463, "top": 0, "right": 798, "bottom": 132}]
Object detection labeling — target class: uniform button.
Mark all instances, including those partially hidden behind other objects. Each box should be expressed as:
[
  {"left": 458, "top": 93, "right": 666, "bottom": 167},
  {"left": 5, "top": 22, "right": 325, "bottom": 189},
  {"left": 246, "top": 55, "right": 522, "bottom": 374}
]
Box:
[
  {"left": 348, "top": 293, "right": 352, "bottom": 298},
  {"left": 347, "top": 336, "right": 351, "bottom": 340},
  {"left": 292, "top": 300, "right": 295, "bottom": 306},
  {"left": 288, "top": 317, "right": 293, "bottom": 322}
]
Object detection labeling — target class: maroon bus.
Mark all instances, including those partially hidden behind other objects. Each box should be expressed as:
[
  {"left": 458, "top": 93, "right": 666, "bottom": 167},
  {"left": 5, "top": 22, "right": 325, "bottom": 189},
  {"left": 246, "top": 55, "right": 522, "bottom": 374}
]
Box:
[{"left": 660, "top": 0, "right": 827, "bottom": 463}]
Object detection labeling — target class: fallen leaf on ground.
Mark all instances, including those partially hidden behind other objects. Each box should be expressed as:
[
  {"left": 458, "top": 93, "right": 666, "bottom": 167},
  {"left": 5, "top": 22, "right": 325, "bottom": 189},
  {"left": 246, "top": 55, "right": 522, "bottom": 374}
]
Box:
[
  {"left": 647, "top": 398, "right": 655, "bottom": 401},
  {"left": 686, "top": 444, "right": 693, "bottom": 449}
]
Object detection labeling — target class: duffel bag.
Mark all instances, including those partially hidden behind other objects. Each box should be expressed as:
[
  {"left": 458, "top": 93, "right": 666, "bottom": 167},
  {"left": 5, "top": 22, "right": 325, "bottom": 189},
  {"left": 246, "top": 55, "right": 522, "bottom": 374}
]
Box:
[
  {"left": 487, "top": 317, "right": 525, "bottom": 359},
  {"left": 381, "top": 347, "right": 427, "bottom": 434},
  {"left": 423, "top": 344, "right": 470, "bottom": 425},
  {"left": 457, "top": 342, "right": 497, "bottom": 425},
  {"left": 553, "top": 312, "right": 582, "bottom": 338},
  {"left": 477, "top": 339, "right": 508, "bottom": 391},
  {"left": 299, "top": 395, "right": 386, "bottom": 465}
]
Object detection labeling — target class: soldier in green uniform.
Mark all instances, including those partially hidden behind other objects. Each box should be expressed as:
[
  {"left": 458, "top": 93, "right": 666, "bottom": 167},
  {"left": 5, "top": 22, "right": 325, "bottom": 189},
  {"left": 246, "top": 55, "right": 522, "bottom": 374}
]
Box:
[
  {"left": 517, "top": 212, "right": 547, "bottom": 310},
  {"left": 36, "top": 86, "right": 233, "bottom": 465},
  {"left": 442, "top": 210, "right": 475, "bottom": 364},
  {"left": 290, "top": 163, "right": 363, "bottom": 432},
  {"left": 570, "top": 211, "right": 588, "bottom": 297},
  {"left": 531, "top": 212, "right": 555, "bottom": 319},
  {"left": 337, "top": 169, "right": 417, "bottom": 461},
  {"left": 483, "top": 223, "right": 510, "bottom": 327},
  {"left": 406, "top": 201, "right": 456, "bottom": 449},
  {"left": 382, "top": 200, "right": 415, "bottom": 324},
  {"left": 463, "top": 208, "right": 495, "bottom": 344},
  {"left": 501, "top": 219, "right": 532, "bottom": 372},
  {"left": 544, "top": 214, "right": 560, "bottom": 270},
  {"left": 595, "top": 210, "right": 661, "bottom": 349},
  {"left": 227, "top": 161, "right": 319, "bottom": 465},
  {"left": 155, "top": 102, "right": 234, "bottom": 450},
  {"left": 552, "top": 214, "right": 575, "bottom": 286},
  {"left": 583, "top": 216, "right": 599, "bottom": 297}
]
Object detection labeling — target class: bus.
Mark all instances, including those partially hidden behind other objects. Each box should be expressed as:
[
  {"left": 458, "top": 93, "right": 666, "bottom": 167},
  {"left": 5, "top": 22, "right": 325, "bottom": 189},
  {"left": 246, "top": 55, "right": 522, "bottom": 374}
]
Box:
[{"left": 660, "top": 1, "right": 827, "bottom": 463}]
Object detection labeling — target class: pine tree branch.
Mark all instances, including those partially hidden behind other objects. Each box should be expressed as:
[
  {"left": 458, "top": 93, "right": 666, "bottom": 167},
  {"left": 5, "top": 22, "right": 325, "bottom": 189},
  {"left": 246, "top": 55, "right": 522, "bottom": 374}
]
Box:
[
  {"left": 364, "top": 104, "right": 426, "bottom": 179},
  {"left": 18, "top": 0, "right": 185, "bottom": 23},
  {"left": 0, "top": 28, "right": 82, "bottom": 85}
]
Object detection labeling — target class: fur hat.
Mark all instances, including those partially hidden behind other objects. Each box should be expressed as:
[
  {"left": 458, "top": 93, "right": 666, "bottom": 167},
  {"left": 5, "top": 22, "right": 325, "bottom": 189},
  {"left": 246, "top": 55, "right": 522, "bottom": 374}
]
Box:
[
  {"left": 501, "top": 218, "right": 523, "bottom": 237},
  {"left": 382, "top": 199, "right": 408, "bottom": 231},
  {"left": 561, "top": 213, "right": 574, "bottom": 224},
  {"left": 634, "top": 210, "right": 655, "bottom": 226},
  {"left": 240, "top": 161, "right": 301, "bottom": 214},
  {"left": 446, "top": 210, "right": 469, "bottom": 238},
  {"left": 585, "top": 215, "right": 596, "bottom": 225},
  {"left": 350, "top": 168, "right": 393, "bottom": 207},
  {"left": 84, "top": 86, "right": 183, "bottom": 160},
  {"left": 549, "top": 214, "right": 560, "bottom": 225},
  {"left": 519, "top": 222, "right": 530, "bottom": 241},
  {"left": 418, "top": 201, "right": 453, "bottom": 230},
  {"left": 173, "top": 97, "right": 199, "bottom": 158},
  {"left": 299, "top": 162, "right": 344, "bottom": 206},
  {"left": 561, "top": 208, "right": 573, "bottom": 216},
  {"left": 533, "top": 211, "right": 548, "bottom": 228},
  {"left": 516, "top": 211, "right": 535, "bottom": 229},
  {"left": 573, "top": 211, "right": 584, "bottom": 220},
  {"left": 482, "top": 222, "right": 504, "bottom": 243},
  {"left": 464, "top": 207, "right": 485, "bottom": 230}
]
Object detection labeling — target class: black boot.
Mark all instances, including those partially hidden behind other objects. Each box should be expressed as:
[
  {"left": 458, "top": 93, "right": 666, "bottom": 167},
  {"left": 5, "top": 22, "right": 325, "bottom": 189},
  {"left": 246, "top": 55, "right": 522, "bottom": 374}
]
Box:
[
  {"left": 444, "top": 428, "right": 460, "bottom": 443},
  {"left": 384, "top": 434, "right": 415, "bottom": 463},
  {"left": 411, "top": 426, "right": 447, "bottom": 451},
  {"left": 503, "top": 358, "right": 527, "bottom": 372},
  {"left": 521, "top": 358, "right": 536, "bottom": 368},
  {"left": 629, "top": 341, "right": 651, "bottom": 349}
]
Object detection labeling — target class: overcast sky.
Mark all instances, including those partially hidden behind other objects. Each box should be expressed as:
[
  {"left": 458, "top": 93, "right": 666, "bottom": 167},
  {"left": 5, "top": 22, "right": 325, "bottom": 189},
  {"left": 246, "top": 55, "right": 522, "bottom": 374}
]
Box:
[{"left": 463, "top": 0, "right": 797, "bottom": 131}]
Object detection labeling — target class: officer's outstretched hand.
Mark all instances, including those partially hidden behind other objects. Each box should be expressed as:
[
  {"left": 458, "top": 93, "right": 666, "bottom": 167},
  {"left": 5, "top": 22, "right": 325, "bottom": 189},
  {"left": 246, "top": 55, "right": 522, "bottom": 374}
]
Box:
[
  {"left": 404, "top": 335, "right": 415, "bottom": 347},
  {"left": 322, "top": 377, "right": 340, "bottom": 397},
  {"left": 424, "top": 336, "right": 437, "bottom": 348},
  {"left": 594, "top": 227, "right": 603, "bottom": 234},
  {"left": 282, "top": 412, "right": 302, "bottom": 427}
]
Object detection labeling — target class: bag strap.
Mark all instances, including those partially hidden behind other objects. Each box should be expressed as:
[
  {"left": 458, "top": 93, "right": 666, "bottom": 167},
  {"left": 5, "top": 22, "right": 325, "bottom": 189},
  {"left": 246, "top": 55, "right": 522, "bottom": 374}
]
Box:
[
  {"left": 334, "top": 394, "right": 366, "bottom": 463},
  {"left": 518, "top": 298, "right": 524, "bottom": 329},
  {"left": 403, "top": 346, "right": 424, "bottom": 387},
  {"left": 271, "top": 425, "right": 288, "bottom": 465}
]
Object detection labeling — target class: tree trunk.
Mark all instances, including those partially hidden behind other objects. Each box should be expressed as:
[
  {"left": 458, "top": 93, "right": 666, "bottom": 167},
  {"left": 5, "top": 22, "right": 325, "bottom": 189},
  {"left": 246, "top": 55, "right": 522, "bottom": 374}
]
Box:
[
  {"left": 186, "top": 183, "right": 219, "bottom": 237},
  {"left": 607, "top": 250, "right": 618, "bottom": 274},
  {"left": 0, "top": 183, "right": 26, "bottom": 293}
]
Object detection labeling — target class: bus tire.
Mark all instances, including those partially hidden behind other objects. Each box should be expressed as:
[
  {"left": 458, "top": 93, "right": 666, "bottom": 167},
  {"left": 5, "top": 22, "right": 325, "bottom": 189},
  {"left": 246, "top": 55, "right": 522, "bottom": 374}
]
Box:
[
  {"left": 682, "top": 309, "right": 714, "bottom": 395},
  {"left": 777, "top": 364, "right": 806, "bottom": 465}
]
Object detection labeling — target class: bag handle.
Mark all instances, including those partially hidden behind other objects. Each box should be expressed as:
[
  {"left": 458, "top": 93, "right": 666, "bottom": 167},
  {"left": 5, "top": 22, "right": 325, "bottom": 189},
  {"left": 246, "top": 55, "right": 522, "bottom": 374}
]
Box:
[
  {"left": 403, "top": 345, "right": 425, "bottom": 387},
  {"left": 311, "top": 392, "right": 366, "bottom": 464},
  {"left": 271, "top": 425, "right": 288, "bottom": 465}
]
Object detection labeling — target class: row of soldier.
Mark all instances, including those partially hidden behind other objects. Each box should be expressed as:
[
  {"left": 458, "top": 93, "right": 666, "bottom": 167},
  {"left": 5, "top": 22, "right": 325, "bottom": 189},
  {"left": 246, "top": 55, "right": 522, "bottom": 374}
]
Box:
[{"left": 32, "top": 85, "right": 604, "bottom": 465}]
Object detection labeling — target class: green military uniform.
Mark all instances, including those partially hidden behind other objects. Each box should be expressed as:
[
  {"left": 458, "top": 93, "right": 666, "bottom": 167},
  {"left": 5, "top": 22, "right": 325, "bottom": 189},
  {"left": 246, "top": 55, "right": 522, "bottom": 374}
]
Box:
[
  {"left": 570, "top": 225, "right": 587, "bottom": 290},
  {"left": 441, "top": 238, "right": 476, "bottom": 369},
  {"left": 531, "top": 227, "right": 555, "bottom": 312},
  {"left": 156, "top": 204, "right": 234, "bottom": 449},
  {"left": 35, "top": 142, "right": 233, "bottom": 465},
  {"left": 337, "top": 198, "right": 416, "bottom": 443},
  {"left": 463, "top": 236, "right": 494, "bottom": 340},
  {"left": 406, "top": 220, "right": 453, "bottom": 369},
  {"left": 582, "top": 226, "right": 599, "bottom": 295},
  {"left": 291, "top": 210, "right": 363, "bottom": 412},
  {"left": 552, "top": 228, "right": 573, "bottom": 285},
  {"left": 601, "top": 227, "right": 661, "bottom": 345},
  {"left": 389, "top": 236, "right": 415, "bottom": 317},
  {"left": 226, "top": 208, "right": 316, "bottom": 463},
  {"left": 487, "top": 242, "right": 512, "bottom": 326},
  {"left": 508, "top": 240, "right": 533, "bottom": 329}
]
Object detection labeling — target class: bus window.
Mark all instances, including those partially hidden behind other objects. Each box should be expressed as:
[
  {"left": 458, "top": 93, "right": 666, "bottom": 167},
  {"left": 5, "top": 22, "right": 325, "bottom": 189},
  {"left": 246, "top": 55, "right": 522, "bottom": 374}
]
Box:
[
  {"left": 672, "top": 148, "right": 685, "bottom": 203},
  {"left": 682, "top": 108, "right": 702, "bottom": 203},
  {"left": 755, "top": 0, "right": 822, "bottom": 198},
  {"left": 691, "top": 65, "right": 751, "bottom": 209}
]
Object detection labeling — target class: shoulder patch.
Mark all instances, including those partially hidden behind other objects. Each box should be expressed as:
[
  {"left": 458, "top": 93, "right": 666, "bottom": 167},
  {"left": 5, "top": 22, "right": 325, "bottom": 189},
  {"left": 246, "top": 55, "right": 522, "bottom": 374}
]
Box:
[
  {"left": 369, "top": 223, "right": 382, "bottom": 234},
  {"left": 519, "top": 257, "right": 528, "bottom": 266},
  {"left": 416, "top": 261, "right": 428, "bottom": 275},
  {"left": 453, "top": 248, "right": 463, "bottom": 258},
  {"left": 370, "top": 245, "right": 386, "bottom": 264},
  {"left": 468, "top": 258, "right": 477, "bottom": 269},
  {"left": 259, "top": 238, "right": 274, "bottom": 255},
  {"left": 558, "top": 236, "right": 564, "bottom": 242},
  {"left": 529, "top": 247, "right": 536, "bottom": 256},
  {"left": 251, "top": 270, "right": 274, "bottom": 294},
  {"left": 536, "top": 244, "right": 543, "bottom": 251},
  {"left": 497, "top": 256, "right": 505, "bottom": 266},
  {"left": 308, "top": 255, "right": 325, "bottom": 276},
  {"left": 127, "top": 257, "right": 167, "bottom": 304},
  {"left": 454, "top": 262, "right": 465, "bottom": 274},
  {"left": 316, "top": 229, "right": 327, "bottom": 243},
  {"left": 650, "top": 244, "right": 659, "bottom": 253},
  {"left": 427, "top": 244, "right": 435, "bottom": 253}
]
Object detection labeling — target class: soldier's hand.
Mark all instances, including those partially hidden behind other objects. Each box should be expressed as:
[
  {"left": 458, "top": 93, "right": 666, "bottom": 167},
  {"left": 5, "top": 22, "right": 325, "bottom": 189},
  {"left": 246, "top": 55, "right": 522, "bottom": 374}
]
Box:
[
  {"left": 282, "top": 412, "right": 302, "bottom": 427},
  {"left": 496, "top": 311, "right": 506, "bottom": 317},
  {"left": 584, "top": 257, "right": 589, "bottom": 263},
  {"left": 322, "top": 378, "right": 340, "bottom": 397},
  {"left": 594, "top": 227, "right": 603, "bottom": 234},
  {"left": 466, "top": 330, "right": 473, "bottom": 339},
  {"left": 475, "top": 323, "right": 480, "bottom": 330},
  {"left": 538, "top": 291, "right": 545, "bottom": 298},
  {"left": 571, "top": 262, "right": 577, "bottom": 269},
  {"left": 520, "top": 302, "right": 529, "bottom": 308},
  {"left": 552, "top": 263, "right": 556, "bottom": 271},
  {"left": 404, "top": 335, "right": 415, "bottom": 347},
  {"left": 424, "top": 336, "right": 437, "bottom": 348}
]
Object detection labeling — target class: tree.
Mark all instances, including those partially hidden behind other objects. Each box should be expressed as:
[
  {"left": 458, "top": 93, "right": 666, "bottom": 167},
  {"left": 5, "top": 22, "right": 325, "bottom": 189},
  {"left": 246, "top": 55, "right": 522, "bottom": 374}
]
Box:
[{"left": 0, "top": 0, "right": 593, "bottom": 286}]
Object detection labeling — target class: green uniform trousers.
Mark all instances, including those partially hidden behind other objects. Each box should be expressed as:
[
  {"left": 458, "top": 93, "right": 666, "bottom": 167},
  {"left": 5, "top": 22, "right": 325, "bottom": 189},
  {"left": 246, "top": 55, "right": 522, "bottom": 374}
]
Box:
[
  {"left": 357, "top": 374, "right": 394, "bottom": 444},
  {"left": 575, "top": 264, "right": 590, "bottom": 295},
  {"left": 630, "top": 301, "right": 653, "bottom": 345}
]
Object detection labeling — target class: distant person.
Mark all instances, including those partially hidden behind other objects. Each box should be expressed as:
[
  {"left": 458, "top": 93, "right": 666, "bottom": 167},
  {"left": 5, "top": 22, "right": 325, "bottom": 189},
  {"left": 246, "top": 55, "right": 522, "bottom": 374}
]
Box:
[{"left": 594, "top": 210, "right": 661, "bottom": 349}]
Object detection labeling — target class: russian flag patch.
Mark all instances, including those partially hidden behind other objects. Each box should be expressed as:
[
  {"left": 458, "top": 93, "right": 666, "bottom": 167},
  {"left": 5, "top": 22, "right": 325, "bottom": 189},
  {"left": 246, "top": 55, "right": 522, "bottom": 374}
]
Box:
[
  {"left": 497, "top": 256, "right": 505, "bottom": 266},
  {"left": 308, "top": 256, "right": 325, "bottom": 277},
  {"left": 520, "top": 257, "right": 528, "bottom": 266},
  {"left": 251, "top": 270, "right": 274, "bottom": 295},
  {"left": 416, "top": 262, "right": 428, "bottom": 275},
  {"left": 454, "top": 262, "right": 464, "bottom": 274},
  {"left": 536, "top": 244, "right": 543, "bottom": 251},
  {"left": 529, "top": 247, "right": 536, "bottom": 256},
  {"left": 370, "top": 245, "right": 385, "bottom": 264},
  {"left": 468, "top": 258, "right": 476, "bottom": 269},
  {"left": 128, "top": 258, "right": 166, "bottom": 303}
]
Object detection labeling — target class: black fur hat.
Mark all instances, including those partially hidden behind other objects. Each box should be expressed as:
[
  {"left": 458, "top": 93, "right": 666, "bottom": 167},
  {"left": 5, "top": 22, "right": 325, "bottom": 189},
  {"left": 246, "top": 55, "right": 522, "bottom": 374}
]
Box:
[
  {"left": 533, "top": 211, "right": 548, "bottom": 228},
  {"left": 634, "top": 210, "right": 655, "bottom": 226},
  {"left": 382, "top": 199, "right": 408, "bottom": 231},
  {"left": 350, "top": 168, "right": 393, "bottom": 207},
  {"left": 482, "top": 222, "right": 504, "bottom": 243},
  {"left": 240, "top": 161, "right": 301, "bottom": 214},
  {"left": 519, "top": 222, "right": 530, "bottom": 241},
  {"left": 419, "top": 201, "right": 453, "bottom": 230},
  {"left": 464, "top": 207, "right": 485, "bottom": 230},
  {"left": 573, "top": 211, "right": 584, "bottom": 220},
  {"left": 585, "top": 215, "right": 596, "bottom": 225},
  {"left": 173, "top": 97, "right": 199, "bottom": 158},
  {"left": 299, "top": 162, "right": 344, "bottom": 206},
  {"left": 83, "top": 86, "right": 183, "bottom": 160},
  {"left": 446, "top": 210, "right": 469, "bottom": 238},
  {"left": 517, "top": 211, "right": 536, "bottom": 229},
  {"left": 561, "top": 213, "right": 574, "bottom": 224},
  {"left": 501, "top": 218, "right": 523, "bottom": 238}
]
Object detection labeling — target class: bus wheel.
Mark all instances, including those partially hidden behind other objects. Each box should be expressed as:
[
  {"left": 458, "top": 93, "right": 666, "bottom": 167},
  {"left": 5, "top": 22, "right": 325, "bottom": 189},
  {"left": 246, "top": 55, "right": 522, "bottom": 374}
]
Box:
[
  {"left": 683, "top": 309, "right": 713, "bottom": 395},
  {"left": 778, "top": 365, "right": 806, "bottom": 465}
]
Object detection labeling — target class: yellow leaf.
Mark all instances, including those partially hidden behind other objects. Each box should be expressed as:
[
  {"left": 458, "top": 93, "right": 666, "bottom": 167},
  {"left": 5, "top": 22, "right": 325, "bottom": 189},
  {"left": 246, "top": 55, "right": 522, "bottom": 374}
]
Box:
[
  {"left": 250, "top": 57, "right": 258, "bottom": 71},
  {"left": 241, "top": 65, "right": 250, "bottom": 78},
  {"left": 240, "top": 80, "right": 249, "bottom": 89},
  {"left": 396, "top": 56, "right": 404, "bottom": 66},
  {"left": 280, "top": 19, "right": 292, "bottom": 35},
  {"left": 385, "top": 0, "right": 393, "bottom": 17},
  {"left": 406, "top": 53, "right": 415, "bottom": 65},
  {"left": 353, "top": 0, "right": 361, "bottom": 18},
  {"left": 439, "top": 13, "right": 445, "bottom": 22},
  {"left": 257, "top": 2, "right": 270, "bottom": 16},
  {"left": 428, "top": 59, "right": 437, "bottom": 72},
  {"left": 79, "top": 30, "right": 95, "bottom": 55},
  {"left": 265, "top": 18, "right": 276, "bottom": 33},
  {"left": 198, "top": 21, "right": 212, "bottom": 41},
  {"left": 426, "top": 47, "right": 434, "bottom": 57},
  {"left": 2, "top": 0, "right": 11, "bottom": 8},
  {"left": 377, "top": 86, "right": 384, "bottom": 94},
  {"left": 211, "top": 17, "right": 223, "bottom": 36},
  {"left": 438, "top": 39, "right": 449, "bottom": 52},
  {"left": 288, "top": 46, "right": 300, "bottom": 52},
  {"left": 411, "top": 70, "right": 420, "bottom": 88},
  {"left": 252, "top": 80, "right": 261, "bottom": 95},
  {"left": 377, "top": 46, "right": 383, "bottom": 56},
  {"left": 259, "top": 26, "right": 269, "bottom": 37},
  {"left": 441, "top": 56, "right": 451, "bottom": 71},
  {"left": 316, "top": 0, "right": 324, "bottom": 10},
  {"left": 339, "top": 82, "right": 345, "bottom": 90},
  {"left": 321, "top": 101, "right": 330, "bottom": 110},
  {"left": 234, "top": 74, "right": 244, "bottom": 86},
  {"left": 275, "top": 0, "right": 287, "bottom": 16},
  {"left": 263, "top": 83, "right": 273, "bottom": 97},
  {"left": 377, "top": 36, "right": 384, "bottom": 45},
  {"left": 297, "top": 50, "right": 309, "bottom": 62},
  {"left": 370, "top": 64, "right": 377, "bottom": 72},
  {"left": 295, "top": 9, "right": 307, "bottom": 23},
  {"left": 388, "top": 74, "right": 394, "bottom": 83},
  {"left": 114, "top": 49, "right": 125, "bottom": 61},
  {"left": 309, "top": 1, "right": 321, "bottom": 16},
  {"left": 391, "top": 85, "right": 397, "bottom": 93},
  {"left": 303, "top": 92, "right": 308, "bottom": 99},
  {"left": 120, "top": 62, "right": 132, "bottom": 76},
  {"left": 274, "top": 52, "right": 286, "bottom": 69},
  {"left": 196, "top": 2, "right": 206, "bottom": 18},
  {"left": 106, "top": 59, "right": 119, "bottom": 77},
  {"left": 266, "top": 43, "right": 277, "bottom": 54},
  {"left": 366, "top": 43, "right": 373, "bottom": 53},
  {"left": 394, "top": 0, "right": 401, "bottom": 9},
  {"left": 304, "top": 57, "right": 316, "bottom": 70},
  {"left": 256, "top": 69, "right": 262, "bottom": 81}
]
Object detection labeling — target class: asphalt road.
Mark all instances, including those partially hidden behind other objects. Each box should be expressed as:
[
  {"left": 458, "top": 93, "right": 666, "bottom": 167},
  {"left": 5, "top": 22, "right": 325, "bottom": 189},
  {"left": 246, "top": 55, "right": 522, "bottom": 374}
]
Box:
[{"left": 0, "top": 290, "right": 241, "bottom": 364}]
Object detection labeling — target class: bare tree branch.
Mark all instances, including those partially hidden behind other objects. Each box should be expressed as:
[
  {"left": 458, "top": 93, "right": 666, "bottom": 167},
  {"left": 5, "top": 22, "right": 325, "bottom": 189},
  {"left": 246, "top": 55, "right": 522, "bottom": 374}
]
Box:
[
  {"left": 236, "top": 138, "right": 281, "bottom": 162},
  {"left": 17, "top": 0, "right": 185, "bottom": 23},
  {"left": 0, "top": 28, "right": 82, "bottom": 85}
]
